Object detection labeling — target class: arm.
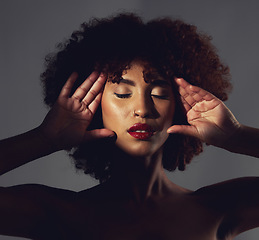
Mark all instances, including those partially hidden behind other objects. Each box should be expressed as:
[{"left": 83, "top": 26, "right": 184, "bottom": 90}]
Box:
[
  {"left": 0, "top": 184, "right": 75, "bottom": 239},
  {"left": 224, "top": 125, "right": 259, "bottom": 158},
  {"left": 196, "top": 177, "right": 259, "bottom": 237},
  {"left": 0, "top": 127, "right": 55, "bottom": 175},
  {"left": 167, "top": 78, "right": 259, "bottom": 158},
  {"left": 170, "top": 79, "right": 259, "bottom": 235},
  {"left": 0, "top": 71, "right": 114, "bottom": 238},
  {"left": 0, "top": 71, "right": 114, "bottom": 175}
]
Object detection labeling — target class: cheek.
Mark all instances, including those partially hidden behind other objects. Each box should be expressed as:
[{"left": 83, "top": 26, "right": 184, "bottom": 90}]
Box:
[
  {"left": 167, "top": 103, "right": 176, "bottom": 124},
  {"left": 158, "top": 101, "right": 175, "bottom": 128},
  {"left": 101, "top": 97, "right": 113, "bottom": 129},
  {"left": 101, "top": 95, "right": 127, "bottom": 130},
  {"left": 101, "top": 86, "right": 114, "bottom": 129}
]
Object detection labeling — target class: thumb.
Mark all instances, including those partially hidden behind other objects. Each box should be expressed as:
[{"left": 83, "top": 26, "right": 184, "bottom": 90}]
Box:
[
  {"left": 167, "top": 125, "right": 198, "bottom": 138},
  {"left": 83, "top": 129, "right": 116, "bottom": 142}
]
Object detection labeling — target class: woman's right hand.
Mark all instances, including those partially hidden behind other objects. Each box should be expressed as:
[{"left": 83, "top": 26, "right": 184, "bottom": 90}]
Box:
[{"left": 39, "top": 72, "right": 115, "bottom": 151}]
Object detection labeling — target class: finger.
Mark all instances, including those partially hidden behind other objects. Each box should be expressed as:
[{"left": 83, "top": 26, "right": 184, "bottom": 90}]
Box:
[
  {"left": 180, "top": 88, "right": 206, "bottom": 107},
  {"left": 176, "top": 78, "right": 214, "bottom": 107},
  {"left": 81, "top": 73, "right": 106, "bottom": 106},
  {"left": 174, "top": 77, "right": 189, "bottom": 89},
  {"left": 88, "top": 91, "right": 102, "bottom": 115},
  {"left": 175, "top": 78, "right": 203, "bottom": 97},
  {"left": 59, "top": 72, "right": 78, "bottom": 98},
  {"left": 180, "top": 96, "right": 192, "bottom": 113},
  {"left": 72, "top": 71, "right": 100, "bottom": 101},
  {"left": 176, "top": 78, "right": 198, "bottom": 107},
  {"left": 84, "top": 129, "right": 116, "bottom": 142},
  {"left": 188, "top": 85, "right": 215, "bottom": 102},
  {"left": 167, "top": 125, "right": 198, "bottom": 138}
]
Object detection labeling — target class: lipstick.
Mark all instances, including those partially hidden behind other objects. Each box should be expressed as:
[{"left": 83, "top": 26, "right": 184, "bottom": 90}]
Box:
[{"left": 127, "top": 123, "right": 154, "bottom": 140}]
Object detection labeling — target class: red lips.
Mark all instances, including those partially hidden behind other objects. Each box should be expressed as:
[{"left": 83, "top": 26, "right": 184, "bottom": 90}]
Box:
[{"left": 127, "top": 123, "right": 154, "bottom": 140}]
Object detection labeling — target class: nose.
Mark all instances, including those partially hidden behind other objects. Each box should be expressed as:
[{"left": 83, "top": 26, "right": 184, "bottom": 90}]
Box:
[
  {"left": 134, "top": 109, "right": 148, "bottom": 118},
  {"left": 133, "top": 94, "right": 154, "bottom": 118}
]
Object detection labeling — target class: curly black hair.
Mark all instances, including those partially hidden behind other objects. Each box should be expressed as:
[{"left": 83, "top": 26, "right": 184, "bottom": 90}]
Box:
[{"left": 41, "top": 13, "right": 231, "bottom": 183}]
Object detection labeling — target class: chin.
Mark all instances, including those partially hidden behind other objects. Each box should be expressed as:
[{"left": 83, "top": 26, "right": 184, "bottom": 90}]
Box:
[{"left": 115, "top": 140, "right": 163, "bottom": 158}]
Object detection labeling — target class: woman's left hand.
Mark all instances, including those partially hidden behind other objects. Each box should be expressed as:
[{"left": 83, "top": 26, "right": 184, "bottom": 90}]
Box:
[{"left": 167, "top": 78, "right": 240, "bottom": 147}]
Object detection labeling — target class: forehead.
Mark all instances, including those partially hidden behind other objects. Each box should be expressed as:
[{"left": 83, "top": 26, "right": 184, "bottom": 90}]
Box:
[{"left": 109, "top": 61, "right": 172, "bottom": 86}]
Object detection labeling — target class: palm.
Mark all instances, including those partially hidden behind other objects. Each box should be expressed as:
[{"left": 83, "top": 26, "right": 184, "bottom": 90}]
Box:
[
  {"left": 40, "top": 72, "right": 114, "bottom": 150},
  {"left": 186, "top": 98, "right": 236, "bottom": 145},
  {"left": 50, "top": 97, "right": 93, "bottom": 145},
  {"left": 168, "top": 78, "right": 240, "bottom": 147}
]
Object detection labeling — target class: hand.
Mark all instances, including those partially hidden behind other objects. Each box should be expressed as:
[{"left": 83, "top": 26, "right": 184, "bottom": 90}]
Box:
[
  {"left": 167, "top": 78, "right": 241, "bottom": 147},
  {"left": 39, "top": 72, "right": 115, "bottom": 151}
]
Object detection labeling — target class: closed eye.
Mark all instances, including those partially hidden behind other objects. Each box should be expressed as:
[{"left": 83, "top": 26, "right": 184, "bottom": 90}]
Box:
[
  {"left": 151, "top": 94, "right": 169, "bottom": 100},
  {"left": 114, "top": 93, "right": 132, "bottom": 99}
]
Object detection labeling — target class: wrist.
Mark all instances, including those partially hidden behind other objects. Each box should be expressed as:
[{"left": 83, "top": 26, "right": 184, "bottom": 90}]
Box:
[
  {"left": 221, "top": 122, "right": 243, "bottom": 153},
  {"left": 34, "top": 126, "right": 61, "bottom": 153},
  {"left": 222, "top": 124, "right": 259, "bottom": 158}
]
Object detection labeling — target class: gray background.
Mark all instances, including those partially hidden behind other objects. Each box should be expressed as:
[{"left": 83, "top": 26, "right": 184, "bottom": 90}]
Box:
[{"left": 1, "top": 0, "right": 259, "bottom": 239}]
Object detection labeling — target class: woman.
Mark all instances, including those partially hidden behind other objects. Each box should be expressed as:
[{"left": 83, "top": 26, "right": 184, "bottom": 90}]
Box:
[{"left": 0, "top": 13, "right": 259, "bottom": 240}]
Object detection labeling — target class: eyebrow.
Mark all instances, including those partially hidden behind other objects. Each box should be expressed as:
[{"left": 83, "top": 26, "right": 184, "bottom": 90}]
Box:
[
  {"left": 151, "top": 80, "right": 171, "bottom": 87},
  {"left": 119, "top": 78, "right": 171, "bottom": 87},
  {"left": 119, "top": 79, "right": 136, "bottom": 86}
]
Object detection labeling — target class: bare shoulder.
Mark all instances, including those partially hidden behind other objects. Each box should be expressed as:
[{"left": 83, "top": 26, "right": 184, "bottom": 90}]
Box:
[
  {"left": 194, "top": 176, "right": 259, "bottom": 197},
  {"left": 193, "top": 177, "right": 259, "bottom": 236},
  {"left": 0, "top": 183, "right": 113, "bottom": 239},
  {"left": 76, "top": 182, "right": 112, "bottom": 204},
  {"left": 2, "top": 183, "right": 77, "bottom": 203},
  {"left": 192, "top": 177, "right": 259, "bottom": 207},
  {"left": 0, "top": 184, "right": 78, "bottom": 238},
  {"left": 3, "top": 183, "right": 107, "bottom": 213}
]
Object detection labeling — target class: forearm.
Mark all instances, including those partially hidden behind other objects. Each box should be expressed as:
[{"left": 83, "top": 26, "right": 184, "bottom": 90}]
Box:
[
  {"left": 0, "top": 127, "right": 58, "bottom": 175},
  {"left": 223, "top": 124, "right": 259, "bottom": 158}
]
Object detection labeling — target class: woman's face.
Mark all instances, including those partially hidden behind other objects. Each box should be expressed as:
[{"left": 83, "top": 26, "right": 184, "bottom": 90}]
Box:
[{"left": 101, "top": 62, "right": 175, "bottom": 158}]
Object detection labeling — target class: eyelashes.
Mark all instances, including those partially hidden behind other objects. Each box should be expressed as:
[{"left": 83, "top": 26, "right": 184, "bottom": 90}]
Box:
[
  {"left": 151, "top": 95, "right": 169, "bottom": 100},
  {"left": 114, "top": 93, "right": 132, "bottom": 98},
  {"left": 114, "top": 93, "right": 169, "bottom": 100}
]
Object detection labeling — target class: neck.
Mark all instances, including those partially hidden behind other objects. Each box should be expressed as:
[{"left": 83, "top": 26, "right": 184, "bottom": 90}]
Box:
[{"left": 109, "top": 147, "right": 177, "bottom": 203}]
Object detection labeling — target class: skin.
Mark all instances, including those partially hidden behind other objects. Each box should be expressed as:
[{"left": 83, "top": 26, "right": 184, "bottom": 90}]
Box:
[
  {"left": 0, "top": 62, "right": 259, "bottom": 239},
  {"left": 101, "top": 62, "right": 177, "bottom": 201},
  {"left": 101, "top": 63, "right": 175, "bottom": 158}
]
